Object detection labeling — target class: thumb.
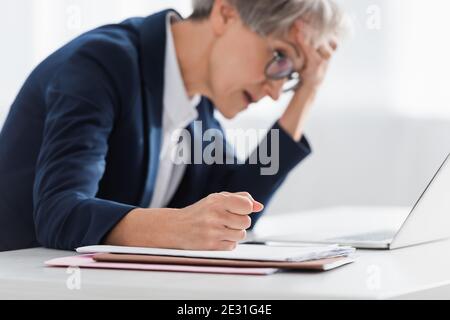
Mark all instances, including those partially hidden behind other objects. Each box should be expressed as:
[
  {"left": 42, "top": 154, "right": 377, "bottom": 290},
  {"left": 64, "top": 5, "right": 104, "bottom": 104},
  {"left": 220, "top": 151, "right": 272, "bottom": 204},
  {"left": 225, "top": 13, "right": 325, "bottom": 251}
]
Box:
[{"left": 234, "top": 192, "right": 264, "bottom": 213}]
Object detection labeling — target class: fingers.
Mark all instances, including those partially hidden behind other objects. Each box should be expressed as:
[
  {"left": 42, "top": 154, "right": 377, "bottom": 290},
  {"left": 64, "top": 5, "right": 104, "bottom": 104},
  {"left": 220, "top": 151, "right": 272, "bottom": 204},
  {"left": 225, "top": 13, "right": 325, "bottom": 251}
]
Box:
[
  {"left": 329, "top": 39, "right": 338, "bottom": 51},
  {"left": 295, "top": 23, "right": 321, "bottom": 62},
  {"left": 317, "top": 39, "right": 338, "bottom": 60},
  {"left": 220, "top": 228, "right": 247, "bottom": 242},
  {"left": 219, "top": 211, "right": 252, "bottom": 230},
  {"left": 198, "top": 192, "right": 264, "bottom": 251},
  {"left": 295, "top": 20, "right": 338, "bottom": 63},
  {"left": 317, "top": 46, "right": 332, "bottom": 60},
  {"left": 216, "top": 241, "right": 238, "bottom": 251}
]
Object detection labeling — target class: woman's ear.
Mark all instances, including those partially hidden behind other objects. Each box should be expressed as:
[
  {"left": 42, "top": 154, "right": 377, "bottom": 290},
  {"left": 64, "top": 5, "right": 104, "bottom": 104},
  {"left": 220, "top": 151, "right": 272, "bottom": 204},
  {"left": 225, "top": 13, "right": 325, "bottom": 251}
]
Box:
[{"left": 210, "top": 0, "right": 239, "bottom": 36}]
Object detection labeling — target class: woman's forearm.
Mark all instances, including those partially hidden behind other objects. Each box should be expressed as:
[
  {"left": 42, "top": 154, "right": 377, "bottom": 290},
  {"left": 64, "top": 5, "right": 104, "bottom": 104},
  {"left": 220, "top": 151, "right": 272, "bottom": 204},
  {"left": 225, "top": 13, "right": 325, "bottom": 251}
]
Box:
[
  {"left": 103, "top": 208, "right": 180, "bottom": 248},
  {"left": 278, "top": 84, "right": 318, "bottom": 142},
  {"left": 103, "top": 192, "right": 260, "bottom": 251}
]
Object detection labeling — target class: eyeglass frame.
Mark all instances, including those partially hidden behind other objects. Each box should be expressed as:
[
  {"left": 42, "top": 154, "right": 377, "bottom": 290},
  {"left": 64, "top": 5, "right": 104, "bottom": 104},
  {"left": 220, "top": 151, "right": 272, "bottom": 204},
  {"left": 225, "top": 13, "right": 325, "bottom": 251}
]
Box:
[{"left": 264, "top": 49, "right": 303, "bottom": 93}]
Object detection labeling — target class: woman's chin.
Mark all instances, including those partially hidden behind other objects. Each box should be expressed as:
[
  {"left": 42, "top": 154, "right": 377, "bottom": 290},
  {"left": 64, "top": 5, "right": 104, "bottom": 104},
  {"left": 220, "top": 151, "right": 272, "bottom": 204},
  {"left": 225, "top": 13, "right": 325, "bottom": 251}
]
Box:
[
  {"left": 215, "top": 105, "right": 241, "bottom": 120},
  {"left": 221, "top": 111, "right": 238, "bottom": 120}
]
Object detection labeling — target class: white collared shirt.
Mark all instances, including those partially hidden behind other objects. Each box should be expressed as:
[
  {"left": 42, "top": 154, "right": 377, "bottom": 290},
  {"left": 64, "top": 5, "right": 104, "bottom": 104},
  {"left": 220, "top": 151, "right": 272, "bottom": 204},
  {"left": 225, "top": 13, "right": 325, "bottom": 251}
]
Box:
[{"left": 149, "top": 12, "right": 201, "bottom": 208}]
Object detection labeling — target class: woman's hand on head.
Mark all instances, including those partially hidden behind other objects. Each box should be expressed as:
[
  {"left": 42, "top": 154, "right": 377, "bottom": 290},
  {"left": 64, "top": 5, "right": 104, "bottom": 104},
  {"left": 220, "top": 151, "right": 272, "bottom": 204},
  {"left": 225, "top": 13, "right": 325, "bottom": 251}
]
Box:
[
  {"left": 277, "top": 21, "right": 339, "bottom": 142},
  {"left": 294, "top": 20, "right": 338, "bottom": 90}
]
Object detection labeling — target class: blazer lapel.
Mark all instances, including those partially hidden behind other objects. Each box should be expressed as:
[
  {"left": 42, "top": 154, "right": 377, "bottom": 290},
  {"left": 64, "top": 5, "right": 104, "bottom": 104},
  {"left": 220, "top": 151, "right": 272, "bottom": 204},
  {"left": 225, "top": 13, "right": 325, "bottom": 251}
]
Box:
[
  {"left": 138, "top": 9, "right": 175, "bottom": 207},
  {"left": 186, "top": 99, "right": 213, "bottom": 196}
]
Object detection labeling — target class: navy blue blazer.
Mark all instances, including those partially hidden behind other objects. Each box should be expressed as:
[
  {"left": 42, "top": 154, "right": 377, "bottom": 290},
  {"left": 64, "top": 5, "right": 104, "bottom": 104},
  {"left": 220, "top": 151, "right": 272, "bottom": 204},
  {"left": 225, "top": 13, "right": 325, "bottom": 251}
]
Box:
[{"left": 0, "top": 10, "right": 311, "bottom": 251}]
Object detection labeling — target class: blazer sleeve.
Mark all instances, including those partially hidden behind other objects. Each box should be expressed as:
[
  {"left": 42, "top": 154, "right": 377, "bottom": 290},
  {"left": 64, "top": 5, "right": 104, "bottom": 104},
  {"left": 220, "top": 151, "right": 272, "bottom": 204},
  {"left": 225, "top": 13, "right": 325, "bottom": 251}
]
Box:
[
  {"left": 33, "top": 47, "right": 138, "bottom": 250},
  {"left": 204, "top": 120, "right": 312, "bottom": 228}
]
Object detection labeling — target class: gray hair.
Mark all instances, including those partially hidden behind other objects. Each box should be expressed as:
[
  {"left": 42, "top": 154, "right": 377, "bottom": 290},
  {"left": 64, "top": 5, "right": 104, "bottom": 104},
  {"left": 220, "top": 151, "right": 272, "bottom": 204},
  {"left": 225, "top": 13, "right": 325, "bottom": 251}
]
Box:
[{"left": 190, "top": 0, "right": 350, "bottom": 45}]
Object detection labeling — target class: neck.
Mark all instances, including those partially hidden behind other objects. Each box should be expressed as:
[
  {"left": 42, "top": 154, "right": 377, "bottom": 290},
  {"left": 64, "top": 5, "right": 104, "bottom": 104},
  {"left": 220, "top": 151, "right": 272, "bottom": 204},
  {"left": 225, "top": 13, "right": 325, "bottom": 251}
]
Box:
[{"left": 171, "top": 19, "right": 213, "bottom": 99}]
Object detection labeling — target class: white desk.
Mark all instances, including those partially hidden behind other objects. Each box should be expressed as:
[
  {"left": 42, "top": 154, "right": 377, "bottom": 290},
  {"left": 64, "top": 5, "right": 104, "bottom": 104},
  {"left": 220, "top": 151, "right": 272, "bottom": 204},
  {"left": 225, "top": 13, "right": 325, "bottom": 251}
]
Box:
[{"left": 1, "top": 207, "right": 450, "bottom": 300}]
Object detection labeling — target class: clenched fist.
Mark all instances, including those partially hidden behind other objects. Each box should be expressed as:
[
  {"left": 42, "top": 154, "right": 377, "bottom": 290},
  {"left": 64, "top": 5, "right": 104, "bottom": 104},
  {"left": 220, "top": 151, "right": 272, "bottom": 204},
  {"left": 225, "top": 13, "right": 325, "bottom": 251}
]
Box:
[{"left": 172, "top": 192, "right": 264, "bottom": 250}]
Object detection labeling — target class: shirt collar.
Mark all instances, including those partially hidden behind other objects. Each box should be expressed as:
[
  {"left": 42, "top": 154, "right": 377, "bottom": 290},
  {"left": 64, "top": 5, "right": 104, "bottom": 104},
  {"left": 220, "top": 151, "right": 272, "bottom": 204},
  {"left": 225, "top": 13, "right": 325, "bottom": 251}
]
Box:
[{"left": 163, "top": 12, "right": 200, "bottom": 129}]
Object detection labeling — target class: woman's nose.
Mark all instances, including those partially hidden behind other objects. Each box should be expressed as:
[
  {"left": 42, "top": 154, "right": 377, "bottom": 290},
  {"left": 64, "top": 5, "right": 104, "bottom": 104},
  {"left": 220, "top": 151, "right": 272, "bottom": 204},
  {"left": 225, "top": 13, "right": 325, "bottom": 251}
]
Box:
[{"left": 263, "top": 79, "right": 284, "bottom": 101}]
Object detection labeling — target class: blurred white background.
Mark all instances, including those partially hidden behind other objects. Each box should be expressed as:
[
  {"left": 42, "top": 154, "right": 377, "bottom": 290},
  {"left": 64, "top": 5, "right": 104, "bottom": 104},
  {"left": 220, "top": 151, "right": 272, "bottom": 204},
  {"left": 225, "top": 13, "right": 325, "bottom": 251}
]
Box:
[{"left": 1, "top": 0, "right": 450, "bottom": 214}]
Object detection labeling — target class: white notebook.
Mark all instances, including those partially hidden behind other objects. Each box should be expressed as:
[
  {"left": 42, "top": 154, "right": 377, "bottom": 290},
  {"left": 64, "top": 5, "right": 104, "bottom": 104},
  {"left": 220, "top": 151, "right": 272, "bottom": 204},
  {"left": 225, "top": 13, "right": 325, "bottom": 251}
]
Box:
[{"left": 76, "top": 244, "right": 355, "bottom": 262}]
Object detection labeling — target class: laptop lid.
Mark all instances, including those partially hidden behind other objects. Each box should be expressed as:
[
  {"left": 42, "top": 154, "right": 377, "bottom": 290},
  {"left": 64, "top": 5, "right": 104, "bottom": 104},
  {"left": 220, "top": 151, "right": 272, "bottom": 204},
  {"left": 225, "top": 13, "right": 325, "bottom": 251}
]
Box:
[{"left": 390, "top": 153, "right": 450, "bottom": 249}]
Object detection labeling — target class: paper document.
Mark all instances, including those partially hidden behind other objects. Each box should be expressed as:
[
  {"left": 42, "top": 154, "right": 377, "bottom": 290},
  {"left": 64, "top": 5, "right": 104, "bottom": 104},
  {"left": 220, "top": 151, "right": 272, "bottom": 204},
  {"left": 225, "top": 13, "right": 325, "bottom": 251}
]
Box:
[
  {"left": 77, "top": 244, "right": 355, "bottom": 262},
  {"left": 45, "top": 254, "right": 278, "bottom": 275}
]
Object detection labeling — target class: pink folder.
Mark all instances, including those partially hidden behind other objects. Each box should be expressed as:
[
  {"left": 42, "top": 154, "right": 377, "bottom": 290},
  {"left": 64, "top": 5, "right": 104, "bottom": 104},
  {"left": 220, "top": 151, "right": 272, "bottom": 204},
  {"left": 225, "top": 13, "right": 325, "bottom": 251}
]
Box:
[{"left": 45, "top": 254, "right": 278, "bottom": 276}]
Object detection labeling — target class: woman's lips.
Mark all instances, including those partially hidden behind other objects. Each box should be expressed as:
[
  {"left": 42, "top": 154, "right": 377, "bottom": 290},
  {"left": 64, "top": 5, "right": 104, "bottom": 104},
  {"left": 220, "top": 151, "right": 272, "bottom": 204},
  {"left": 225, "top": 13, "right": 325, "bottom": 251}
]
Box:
[{"left": 243, "top": 90, "right": 254, "bottom": 105}]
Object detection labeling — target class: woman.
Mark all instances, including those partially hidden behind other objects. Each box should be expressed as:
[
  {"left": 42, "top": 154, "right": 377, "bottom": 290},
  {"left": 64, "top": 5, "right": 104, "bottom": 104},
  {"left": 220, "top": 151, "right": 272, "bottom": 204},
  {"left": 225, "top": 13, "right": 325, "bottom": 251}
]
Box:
[{"left": 0, "top": 0, "right": 347, "bottom": 251}]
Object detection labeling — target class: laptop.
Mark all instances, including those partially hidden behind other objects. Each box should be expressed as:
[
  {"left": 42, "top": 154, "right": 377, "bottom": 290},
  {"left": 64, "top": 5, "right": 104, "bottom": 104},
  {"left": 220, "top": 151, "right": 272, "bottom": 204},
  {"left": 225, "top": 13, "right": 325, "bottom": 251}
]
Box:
[{"left": 254, "top": 153, "right": 450, "bottom": 250}]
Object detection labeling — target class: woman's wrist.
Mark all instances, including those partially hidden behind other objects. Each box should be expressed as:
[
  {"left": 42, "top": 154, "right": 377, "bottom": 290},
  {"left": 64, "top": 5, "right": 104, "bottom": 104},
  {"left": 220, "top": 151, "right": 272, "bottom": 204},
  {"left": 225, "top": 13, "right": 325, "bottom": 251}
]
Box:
[
  {"left": 279, "top": 84, "right": 318, "bottom": 141},
  {"left": 103, "top": 207, "right": 181, "bottom": 248}
]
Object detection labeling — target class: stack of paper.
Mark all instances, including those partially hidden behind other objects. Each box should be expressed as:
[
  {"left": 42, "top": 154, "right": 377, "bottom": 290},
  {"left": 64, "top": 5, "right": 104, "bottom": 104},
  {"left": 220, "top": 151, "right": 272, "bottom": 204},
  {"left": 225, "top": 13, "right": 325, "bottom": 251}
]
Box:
[
  {"left": 45, "top": 244, "right": 356, "bottom": 275},
  {"left": 76, "top": 244, "right": 355, "bottom": 262},
  {"left": 45, "top": 254, "right": 279, "bottom": 275}
]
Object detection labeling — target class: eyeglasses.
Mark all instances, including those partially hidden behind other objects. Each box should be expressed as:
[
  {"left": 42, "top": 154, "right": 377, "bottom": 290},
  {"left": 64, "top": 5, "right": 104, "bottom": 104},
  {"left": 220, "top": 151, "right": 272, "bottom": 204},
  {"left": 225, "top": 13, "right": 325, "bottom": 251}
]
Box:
[{"left": 265, "top": 50, "right": 302, "bottom": 93}]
